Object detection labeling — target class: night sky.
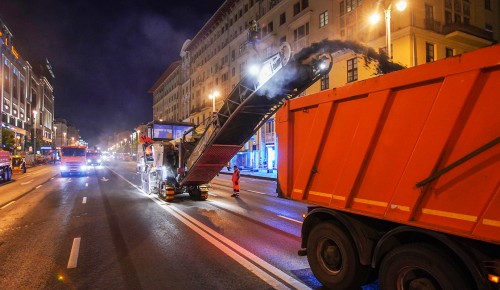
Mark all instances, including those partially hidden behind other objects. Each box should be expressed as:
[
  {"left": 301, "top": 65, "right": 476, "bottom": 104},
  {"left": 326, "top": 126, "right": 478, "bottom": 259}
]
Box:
[{"left": 0, "top": 0, "right": 224, "bottom": 147}]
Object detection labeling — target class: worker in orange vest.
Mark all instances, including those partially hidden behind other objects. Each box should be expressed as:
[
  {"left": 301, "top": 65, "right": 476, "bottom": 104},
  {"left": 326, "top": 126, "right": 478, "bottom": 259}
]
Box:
[
  {"left": 139, "top": 132, "right": 154, "bottom": 161},
  {"left": 231, "top": 165, "right": 240, "bottom": 197}
]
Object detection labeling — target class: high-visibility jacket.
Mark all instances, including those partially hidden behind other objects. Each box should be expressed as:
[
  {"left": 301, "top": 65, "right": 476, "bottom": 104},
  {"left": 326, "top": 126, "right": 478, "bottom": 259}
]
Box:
[
  {"left": 232, "top": 169, "right": 240, "bottom": 191},
  {"left": 139, "top": 134, "right": 153, "bottom": 144}
]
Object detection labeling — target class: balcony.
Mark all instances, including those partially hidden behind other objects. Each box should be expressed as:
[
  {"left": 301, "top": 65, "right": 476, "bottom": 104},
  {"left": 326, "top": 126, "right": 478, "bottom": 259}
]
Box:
[
  {"left": 443, "top": 23, "right": 494, "bottom": 46},
  {"left": 424, "top": 18, "right": 442, "bottom": 33},
  {"left": 293, "top": 37, "right": 309, "bottom": 53}
]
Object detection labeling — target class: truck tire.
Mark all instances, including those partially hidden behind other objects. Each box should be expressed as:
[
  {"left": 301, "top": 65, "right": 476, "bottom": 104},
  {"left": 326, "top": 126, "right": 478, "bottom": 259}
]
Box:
[
  {"left": 6, "top": 168, "right": 12, "bottom": 181},
  {"left": 307, "top": 222, "right": 370, "bottom": 289},
  {"left": 379, "top": 243, "right": 472, "bottom": 290}
]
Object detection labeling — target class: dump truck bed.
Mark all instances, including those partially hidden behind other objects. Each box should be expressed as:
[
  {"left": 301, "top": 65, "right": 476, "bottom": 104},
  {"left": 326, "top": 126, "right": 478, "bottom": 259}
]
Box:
[{"left": 276, "top": 45, "right": 500, "bottom": 244}]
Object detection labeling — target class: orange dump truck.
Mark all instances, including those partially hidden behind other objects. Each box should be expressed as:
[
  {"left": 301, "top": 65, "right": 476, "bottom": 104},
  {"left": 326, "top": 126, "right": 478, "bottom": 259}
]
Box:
[{"left": 276, "top": 45, "right": 500, "bottom": 290}]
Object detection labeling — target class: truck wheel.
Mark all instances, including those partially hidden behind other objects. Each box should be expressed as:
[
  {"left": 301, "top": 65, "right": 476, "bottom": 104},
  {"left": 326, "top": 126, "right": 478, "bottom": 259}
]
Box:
[
  {"left": 379, "top": 243, "right": 472, "bottom": 290},
  {"left": 307, "top": 222, "right": 370, "bottom": 289}
]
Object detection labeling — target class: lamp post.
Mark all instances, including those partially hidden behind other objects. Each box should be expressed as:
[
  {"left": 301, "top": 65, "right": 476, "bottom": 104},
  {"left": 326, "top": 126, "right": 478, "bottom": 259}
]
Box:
[
  {"left": 32, "top": 110, "right": 37, "bottom": 159},
  {"left": 54, "top": 126, "right": 57, "bottom": 147},
  {"left": 63, "top": 132, "right": 67, "bottom": 145},
  {"left": 15, "top": 134, "right": 20, "bottom": 155},
  {"left": 71, "top": 137, "right": 75, "bottom": 145},
  {"left": 208, "top": 91, "right": 219, "bottom": 113},
  {"left": 370, "top": 0, "right": 407, "bottom": 60}
]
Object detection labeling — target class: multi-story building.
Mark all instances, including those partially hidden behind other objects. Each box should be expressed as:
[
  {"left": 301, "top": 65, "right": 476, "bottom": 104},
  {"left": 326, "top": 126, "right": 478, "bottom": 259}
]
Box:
[
  {"left": 1, "top": 17, "right": 56, "bottom": 154},
  {"left": 150, "top": 0, "right": 498, "bottom": 170}
]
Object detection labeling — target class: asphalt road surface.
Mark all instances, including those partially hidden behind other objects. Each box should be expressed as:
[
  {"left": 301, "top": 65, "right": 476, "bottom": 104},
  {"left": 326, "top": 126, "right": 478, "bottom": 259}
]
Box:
[{"left": 0, "top": 161, "right": 379, "bottom": 289}]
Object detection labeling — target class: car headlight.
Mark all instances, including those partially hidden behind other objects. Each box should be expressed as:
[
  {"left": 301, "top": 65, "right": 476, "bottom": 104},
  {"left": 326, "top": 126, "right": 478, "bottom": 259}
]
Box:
[
  {"left": 60, "top": 165, "right": 67, "bottom": 171},
  {"left": 87, "top": 160, "right": 91, "bottom": 163},
  {"left": 97, "top": 159, "right": 102, "bottom": 163},
  {"left": 80, "top": 165, "right": 87, "bottom": 171}
]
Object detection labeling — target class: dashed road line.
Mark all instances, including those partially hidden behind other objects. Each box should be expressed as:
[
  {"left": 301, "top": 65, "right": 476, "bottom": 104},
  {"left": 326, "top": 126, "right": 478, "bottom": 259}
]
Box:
[
  {"left": 21, "top": 179, "right": 34, "bottom": 185},
  {"left": 67, "top": 237, "right": 81, "bottom": 269},
  {"left": 82, "top": 197, "right": 87, "bottom": 204},
  {"left": 1, "top": 201, "right": 15, "bottom": 209},
  {"left": 35, "top": 185, "right": 42, "bottom": 189}
]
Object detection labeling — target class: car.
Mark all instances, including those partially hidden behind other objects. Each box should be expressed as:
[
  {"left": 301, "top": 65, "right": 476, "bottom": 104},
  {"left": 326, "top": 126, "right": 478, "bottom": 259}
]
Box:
[{"left": 11, "top": 155, "right": 26, "bottom": 174}]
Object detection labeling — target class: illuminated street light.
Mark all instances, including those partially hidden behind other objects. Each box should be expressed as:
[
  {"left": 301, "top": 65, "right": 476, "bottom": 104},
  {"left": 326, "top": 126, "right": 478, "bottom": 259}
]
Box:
[
  {"left": 209, "top": 91, "right": 219, "bottom": 113},
  {"left": 63, "top": 132, "right": 67, "bottom": 145},
  {"left": 370, "top": 0, "right": 407, "bottom": 60}
]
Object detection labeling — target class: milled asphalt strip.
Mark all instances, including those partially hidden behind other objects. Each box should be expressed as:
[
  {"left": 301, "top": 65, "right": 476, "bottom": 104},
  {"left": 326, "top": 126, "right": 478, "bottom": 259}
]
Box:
[
  {"left": 67, "top": 237, "right": 81, "bottom": 268},
  {"left": 109, "top": 168, "right": 309, "bottom": 290}
]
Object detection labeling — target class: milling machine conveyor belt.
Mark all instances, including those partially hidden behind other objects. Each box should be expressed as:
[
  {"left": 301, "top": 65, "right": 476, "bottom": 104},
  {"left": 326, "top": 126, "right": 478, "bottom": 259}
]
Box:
[{"left": 179, "top": 45, "right": 332, "bottom": 186}]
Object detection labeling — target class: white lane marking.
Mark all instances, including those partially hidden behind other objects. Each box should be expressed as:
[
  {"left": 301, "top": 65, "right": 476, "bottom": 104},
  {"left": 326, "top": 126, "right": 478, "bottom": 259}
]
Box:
[
  {"left": 51, "top": 177, "right": 55, "bottom": 180},
  {"left": 208, "top": 193, "right": 218, "bottom": 197},
  {"left": 1, "top": 201, "right": 16, "bottom": 209},
  {"left": 21, "top": 179, "right": 34, "bottom": 185},
  {"left": 67, "top": 237, "right": 81, "bottom": 269},
  {"left": 101, "top": 177, "right": 109, "bottom": 182},
  {"left": 109, "top": 168, "right": 308, "bottom": 290},
  {"left": 278, "top": 215, "right": 303, "bottom": 224},
  {"left": 82, "top": 197, "right": 87, "bottom": 204},
  {"left": 85, "top": 183, "right": 88, "bottom": 187},
  {"left": 247, "top": 189, "right": 267, "bottom": 195},
  {"left": 35, "top": 185, "right": 42, "bottom": 189}
]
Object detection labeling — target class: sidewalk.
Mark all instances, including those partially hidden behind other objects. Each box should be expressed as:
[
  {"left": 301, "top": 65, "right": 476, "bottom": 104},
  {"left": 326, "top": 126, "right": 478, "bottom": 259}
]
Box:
[{"left": 219, "top": 168, "right": 276, "bottom": 180}]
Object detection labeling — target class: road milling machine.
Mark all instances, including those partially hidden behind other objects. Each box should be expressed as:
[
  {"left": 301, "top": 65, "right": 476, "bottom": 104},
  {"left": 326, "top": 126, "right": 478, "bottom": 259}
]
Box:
[{"left": 138, "top": 40, "right": 402, "bottom": 201}]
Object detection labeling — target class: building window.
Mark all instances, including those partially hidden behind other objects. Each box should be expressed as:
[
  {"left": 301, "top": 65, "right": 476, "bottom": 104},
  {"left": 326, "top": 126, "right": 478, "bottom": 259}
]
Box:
[
  {"left": 280, "top": 36, "right": 286, "bottom": 44},
  {"left": 293, "top": 2, "right": 300, "bottom": 15},
  {"left": 267, "top": 21, "right": 274, "bottom": 34},
  {"left": 320, "top": 74, "right": 329, "bottom": 90},
  {"left": 293, "top": 0, "right": 308, "bottom": 16},
  {"left": 293, "top": 23, "right": 309, "bottom": 41},
  {"left": 320, "top": 11, "right": 328, "bottom": 28},
  {"left": 340, "top": 1, "right": 345, "bottom": 16},
  {"left": 485, "top": 0, "right": 491, "bottom": 10},
  {"left": 426, "top": 42, "right": 435, "bottom": 63},
  {"left": 446, "top": 47, "right": 454, "bottom": 57},
  {"left": 3, "top": 61, "right": 10, "bottom": 94},
  {"left": 347, "top": 58, "right": 358, "bottom": 83},
  {"left": 280, "top": 13, "right": 286, "bottom": 25}
]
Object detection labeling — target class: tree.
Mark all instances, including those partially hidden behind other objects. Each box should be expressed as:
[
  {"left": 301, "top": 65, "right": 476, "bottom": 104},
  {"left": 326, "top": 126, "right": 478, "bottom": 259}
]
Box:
[{"left": 1, "top": 128, "right": 15, "bottom": 153}]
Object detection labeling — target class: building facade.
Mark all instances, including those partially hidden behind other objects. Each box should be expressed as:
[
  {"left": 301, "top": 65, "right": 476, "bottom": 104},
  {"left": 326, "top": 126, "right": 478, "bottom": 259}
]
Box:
[
  {"left": 1, "top": 17, "right": 56, "bottom": 155},
  {"left": 150, "top": 0, "right": 499, "bottom": 170}
]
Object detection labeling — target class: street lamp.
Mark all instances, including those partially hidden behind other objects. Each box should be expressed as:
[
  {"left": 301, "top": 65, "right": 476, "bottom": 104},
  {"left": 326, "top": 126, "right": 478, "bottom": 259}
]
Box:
[
  {"left": 63, "top": 132, "right": 67, "bottom": 145},
  {"left": 370, "top": 0, "right": 407, "bottom": 60},
  {"left": 71, "top": 137, "right": 75, "bottom": 145},
  {"left": 32, "top": 110, "right": 37, "bottom": 158},
  {"left": 209, "top": 91, "right": 219, "bottom": 113}
]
